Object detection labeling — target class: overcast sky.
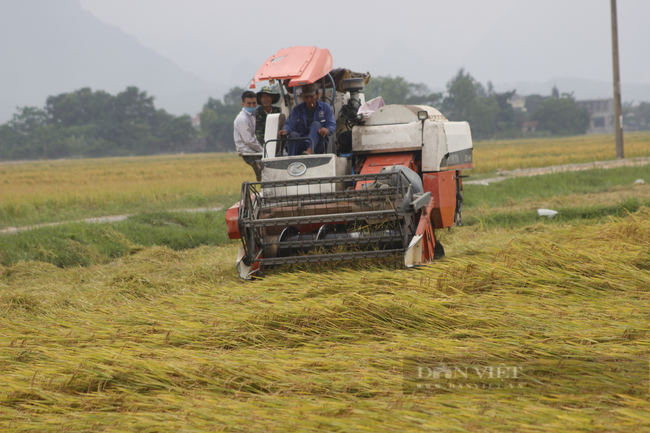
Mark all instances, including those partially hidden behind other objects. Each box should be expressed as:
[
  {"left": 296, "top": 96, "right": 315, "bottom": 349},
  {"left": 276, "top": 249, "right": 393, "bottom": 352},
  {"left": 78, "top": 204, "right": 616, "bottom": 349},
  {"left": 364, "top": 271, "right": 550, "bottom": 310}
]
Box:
[
  {"left": 1, "top": 0, "right": 648, "bottom": 122},
  {"left": 78, "top": 0, "right": 650, "bottom": 92}
]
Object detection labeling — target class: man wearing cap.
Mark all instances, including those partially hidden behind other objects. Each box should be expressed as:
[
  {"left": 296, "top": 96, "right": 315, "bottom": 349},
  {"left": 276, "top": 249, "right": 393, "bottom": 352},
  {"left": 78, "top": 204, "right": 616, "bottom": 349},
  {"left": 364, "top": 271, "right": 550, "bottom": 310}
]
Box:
[
  {"left": 234, "top": 90, "right": 264, "bottom": 181},
  {"left": 255, "top": 86, "right": 282, "bottom": 146},
  {"left": 278, "top": 83, "right": 336, "bottom": 155}
]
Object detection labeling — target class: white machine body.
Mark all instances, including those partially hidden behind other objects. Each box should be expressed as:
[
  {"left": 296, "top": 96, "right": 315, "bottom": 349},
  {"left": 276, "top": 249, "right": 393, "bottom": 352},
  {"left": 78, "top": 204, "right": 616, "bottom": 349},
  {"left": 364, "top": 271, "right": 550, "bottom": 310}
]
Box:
[
  {"left": 261, "top": 154, "right": 350, "bottom": 198},
  {"left": 351, "top": 105, "right": 473, "bottom": 171}
]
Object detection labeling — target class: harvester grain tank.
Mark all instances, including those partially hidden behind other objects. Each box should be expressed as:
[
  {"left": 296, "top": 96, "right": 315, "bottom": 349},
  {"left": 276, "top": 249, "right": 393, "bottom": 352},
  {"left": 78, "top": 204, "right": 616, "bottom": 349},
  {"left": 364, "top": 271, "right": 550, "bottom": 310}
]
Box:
[{"left": 226, "top": 47, "right": 473, "bottom": 279}]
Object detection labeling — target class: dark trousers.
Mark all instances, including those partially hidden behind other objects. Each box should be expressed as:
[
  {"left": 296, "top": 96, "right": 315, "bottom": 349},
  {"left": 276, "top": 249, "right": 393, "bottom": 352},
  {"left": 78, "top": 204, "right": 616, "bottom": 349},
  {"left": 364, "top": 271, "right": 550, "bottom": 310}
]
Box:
[
  {"left": 241, "top": 154, "right": 262, "bottom": 182},
  {"left": 287, "top": 122, "right": 326, "bottom": 155}
]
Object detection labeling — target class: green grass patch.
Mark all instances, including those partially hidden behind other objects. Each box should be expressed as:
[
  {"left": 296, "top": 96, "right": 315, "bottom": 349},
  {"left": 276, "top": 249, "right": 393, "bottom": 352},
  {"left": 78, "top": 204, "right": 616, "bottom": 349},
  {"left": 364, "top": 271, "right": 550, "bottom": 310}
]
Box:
[
  {"left": 0, "top": 210, "right": 233, "bottom": 267},
  {"left": 464, "top": 165, "right": 650, "bottom": 208},
  {"left": 465, "top": 197, "right": 648, "bottom": 229},
  {"left": 0, "top": 193, "right": 238, "bottom": 230}
]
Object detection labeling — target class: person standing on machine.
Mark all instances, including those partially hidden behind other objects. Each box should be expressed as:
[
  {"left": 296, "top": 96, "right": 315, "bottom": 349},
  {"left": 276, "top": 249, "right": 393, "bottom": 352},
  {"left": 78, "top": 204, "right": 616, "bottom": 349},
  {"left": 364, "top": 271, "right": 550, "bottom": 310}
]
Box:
[
  {"left": 234, "top": 90, "right": 264, "bottom": 181},
  {"left": 255, "top": 86, "right": 281, "bottom": 147},
  {"left": 277, "top": 83, "right": 336, "bottom": 155}
]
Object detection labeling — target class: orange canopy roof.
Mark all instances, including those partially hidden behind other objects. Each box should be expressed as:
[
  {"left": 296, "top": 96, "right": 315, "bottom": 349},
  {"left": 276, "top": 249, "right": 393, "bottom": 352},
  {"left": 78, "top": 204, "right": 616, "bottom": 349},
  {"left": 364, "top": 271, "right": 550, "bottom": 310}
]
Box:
[{"left": 253, "top": 46, "right": 333, "bottom": 87}]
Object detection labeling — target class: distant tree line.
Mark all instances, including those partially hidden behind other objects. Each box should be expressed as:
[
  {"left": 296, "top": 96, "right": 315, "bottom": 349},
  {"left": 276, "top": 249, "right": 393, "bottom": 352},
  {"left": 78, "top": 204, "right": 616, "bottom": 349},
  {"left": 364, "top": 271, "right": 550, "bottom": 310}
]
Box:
[
  {"left": 366, "top": 70, "right": 591, "bottom": 140},
  {"left": 201, "top": 71, "right": 596, "bottom": 151},
  {"left": 2, "top": 71, "right": 627, "bottom": 161},
  {"left": 199, "top": 87, "right": 245, "bottom": 152},
  {"left": 0, "top": 87, "right": 195, "bottom": 160}
]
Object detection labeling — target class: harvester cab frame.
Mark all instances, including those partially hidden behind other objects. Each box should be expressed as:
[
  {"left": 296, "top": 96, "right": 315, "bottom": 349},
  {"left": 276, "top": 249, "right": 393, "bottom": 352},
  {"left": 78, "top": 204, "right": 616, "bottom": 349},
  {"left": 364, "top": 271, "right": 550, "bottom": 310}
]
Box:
[{"left": 226, "top": 46, "right": 473, "bottom": 279}]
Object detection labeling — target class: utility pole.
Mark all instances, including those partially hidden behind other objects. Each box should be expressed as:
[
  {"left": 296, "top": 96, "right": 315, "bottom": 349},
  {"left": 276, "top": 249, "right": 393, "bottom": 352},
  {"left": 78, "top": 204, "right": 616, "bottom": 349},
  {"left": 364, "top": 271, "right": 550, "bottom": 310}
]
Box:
[{"left": 611, "top": 0, "right": 624, "bottom": 158}]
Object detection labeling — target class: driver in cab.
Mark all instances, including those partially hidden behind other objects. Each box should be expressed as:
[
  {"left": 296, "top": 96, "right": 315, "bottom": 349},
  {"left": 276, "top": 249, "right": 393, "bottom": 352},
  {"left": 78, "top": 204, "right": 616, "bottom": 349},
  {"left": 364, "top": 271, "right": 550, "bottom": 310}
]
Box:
[{"left": 278, "top": 83, "right": 336, "bottom": 155}]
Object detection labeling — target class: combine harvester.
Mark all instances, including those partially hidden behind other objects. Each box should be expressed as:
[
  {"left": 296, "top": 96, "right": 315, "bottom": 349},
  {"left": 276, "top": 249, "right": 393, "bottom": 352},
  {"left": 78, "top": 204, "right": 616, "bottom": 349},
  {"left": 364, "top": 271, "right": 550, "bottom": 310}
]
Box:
[{"left": 226, "top": 47, "right": 473, "bottom": 279}]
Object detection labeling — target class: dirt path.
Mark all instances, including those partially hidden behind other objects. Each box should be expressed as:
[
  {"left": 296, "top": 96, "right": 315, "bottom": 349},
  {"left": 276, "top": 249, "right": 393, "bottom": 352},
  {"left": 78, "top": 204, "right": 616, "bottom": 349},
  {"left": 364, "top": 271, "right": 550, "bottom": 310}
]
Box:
[
  {"left": 0, "top": 206, "right": 224, "bottom": 235},
  {"left": 465, "top": 156, "right": 650, "bottom": 185}
]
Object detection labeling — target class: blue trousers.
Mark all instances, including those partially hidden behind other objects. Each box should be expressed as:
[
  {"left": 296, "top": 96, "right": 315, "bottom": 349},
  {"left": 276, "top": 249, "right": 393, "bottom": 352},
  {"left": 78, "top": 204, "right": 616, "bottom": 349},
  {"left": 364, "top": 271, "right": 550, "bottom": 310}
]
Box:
[{"left": 287, "top": 122, "right": 326, "bottom": 156}]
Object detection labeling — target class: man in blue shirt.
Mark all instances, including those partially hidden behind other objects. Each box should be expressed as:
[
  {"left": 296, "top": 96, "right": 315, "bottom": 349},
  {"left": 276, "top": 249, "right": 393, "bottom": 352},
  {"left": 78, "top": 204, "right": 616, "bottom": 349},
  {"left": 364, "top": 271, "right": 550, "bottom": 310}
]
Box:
[{"left": 278, "top": 83, "right": 336, "bottom": 155}]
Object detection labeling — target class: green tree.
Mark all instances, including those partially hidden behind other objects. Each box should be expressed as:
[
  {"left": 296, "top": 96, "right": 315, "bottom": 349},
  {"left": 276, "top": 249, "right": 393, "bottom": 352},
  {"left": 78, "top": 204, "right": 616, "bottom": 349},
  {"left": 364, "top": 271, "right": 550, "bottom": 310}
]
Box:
[
  {"left": 364, "top": 76, "right": 442, "bottom": 107},
  {"left": 530, "top": 96, "right": 590, "bottom": 135},
  {"left": 10, "top": 106, "right": 49, "bottom": 133},
  {"left": 105, "top": 87, "right": 159, "bottom": 152},
  {"left": 495, "top": 90, "right": 517, "bottom": 131},
  {"left": 113, "top": 87, "right": 156, "bottom": 125},
  {"left": 223, "top": 86, "right": 246, "bottom": 105},
  {"left": 364, "top": 76, "right": 410, "bottom": 104},
  {"left": 0, "top": 107, "right": 58, "bottom": 159},
  {"left": 441, "top": 69, "right": 501, "bottom": 139},
  {"left": 1, "top": 87, "right": 197, "bottom": 160},
  {"left": 551, "top": 85, "right": 560, "bottom": 99},
  {"left": 525, "top": 94, "right": 547, "bottom": 114},
  {"left": 405, "top": 82, "right": 443, "bottom": 107},
  {"left": 442, "top": 69, "right": 477, "bottom": 120},
  {"left": 162, "top": 115, "right": 194, "bottom": 151},
  {"left": 200, "top": 90, "right": 242, "bottom": 152},
  {"left": 46, "top": 88, "right": 113, "bottom": 127}
]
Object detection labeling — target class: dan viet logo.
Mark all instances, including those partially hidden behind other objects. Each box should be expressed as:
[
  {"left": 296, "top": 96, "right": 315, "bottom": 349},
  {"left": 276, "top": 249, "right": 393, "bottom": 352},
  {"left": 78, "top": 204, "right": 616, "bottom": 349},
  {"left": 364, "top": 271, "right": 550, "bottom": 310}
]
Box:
[
  {"left": 419, "top": 363, "right": 524, "bottom": 380},
  {"left": 403, "top": 357, "right": 649, "bottom": 395},
  {"left": 407, "top": 362, "right": 528, "bottom": 391}
]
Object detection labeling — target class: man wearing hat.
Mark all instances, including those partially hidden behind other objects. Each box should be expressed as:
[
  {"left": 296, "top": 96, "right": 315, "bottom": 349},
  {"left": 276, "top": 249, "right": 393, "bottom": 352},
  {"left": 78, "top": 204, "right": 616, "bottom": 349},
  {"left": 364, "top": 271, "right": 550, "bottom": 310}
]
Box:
[
  {"left": 255, "top": 86, "right": 282, "bottom": 146},
  {"left": 278, "top": 83, "right": 336, "bottom": 155}
]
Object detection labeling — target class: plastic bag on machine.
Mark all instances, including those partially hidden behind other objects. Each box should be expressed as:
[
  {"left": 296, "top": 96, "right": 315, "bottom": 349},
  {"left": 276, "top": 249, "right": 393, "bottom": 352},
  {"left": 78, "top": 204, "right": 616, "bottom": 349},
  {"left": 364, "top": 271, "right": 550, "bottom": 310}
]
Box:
[{"left": 357, "top": 96, "right": 385, "bottom": 120}]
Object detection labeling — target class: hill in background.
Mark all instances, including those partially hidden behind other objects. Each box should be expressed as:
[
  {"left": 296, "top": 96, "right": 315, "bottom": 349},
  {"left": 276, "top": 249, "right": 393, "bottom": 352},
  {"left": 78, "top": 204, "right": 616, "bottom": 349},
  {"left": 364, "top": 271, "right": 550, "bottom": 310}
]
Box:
[
  {"left": 0, "top": 0, "right": 223, "bottom": 123},
  {"left": 2, "top": 0, "right": 649, "bottom": 126}
]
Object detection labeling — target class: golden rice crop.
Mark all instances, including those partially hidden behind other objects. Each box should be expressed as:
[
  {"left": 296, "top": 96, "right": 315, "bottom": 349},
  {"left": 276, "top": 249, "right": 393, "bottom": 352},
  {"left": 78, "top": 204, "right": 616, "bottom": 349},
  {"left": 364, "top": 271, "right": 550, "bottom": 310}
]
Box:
[
  {"left": 1, "top": 209, "right": 649, "bottom": 432},
  {"left": 2, "top": 132, "right": 649, "bottom": 215},
  {"left": 473, "top": 131, "right": 650, "bottom": 174},
  {"left": 0, "top": 153, "right": 249, "bottom": 212},
  {"left": 2, "top": 133, "right": 650, "bottom": 431}
]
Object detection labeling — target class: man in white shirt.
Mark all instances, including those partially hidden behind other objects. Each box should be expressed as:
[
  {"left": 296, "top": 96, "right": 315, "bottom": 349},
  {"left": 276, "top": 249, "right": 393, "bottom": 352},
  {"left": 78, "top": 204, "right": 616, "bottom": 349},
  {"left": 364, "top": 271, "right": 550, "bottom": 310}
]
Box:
[{"left": 234, "top": 90, "right": 264, "bottom": 181}]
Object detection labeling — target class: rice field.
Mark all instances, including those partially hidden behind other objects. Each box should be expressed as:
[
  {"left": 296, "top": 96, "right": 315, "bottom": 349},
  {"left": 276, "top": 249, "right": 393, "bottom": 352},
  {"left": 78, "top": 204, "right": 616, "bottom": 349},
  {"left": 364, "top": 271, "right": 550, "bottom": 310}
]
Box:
[
  {"left": 0, "top": 153, "right": 247, "bottom": 227},
  {"left": 0, "top": 153, "right": 247, "bottom": 205},
  {"left": 1, "top": 134, "right": 650, "bottom": 431},
  {"left": 472, "top": 131, "right": 650, "bottom": 174},
  {"left": 1, "top": 131, "right": 649, "bottom": 228},
  {"left": 1, "top": 212, "right": 649, "bottom": 431}
]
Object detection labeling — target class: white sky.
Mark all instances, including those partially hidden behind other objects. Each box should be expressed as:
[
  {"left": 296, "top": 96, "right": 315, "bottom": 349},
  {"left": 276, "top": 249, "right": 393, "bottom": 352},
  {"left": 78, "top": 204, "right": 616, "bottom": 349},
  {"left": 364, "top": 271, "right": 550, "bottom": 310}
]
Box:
[{"left": 78, "top": 0, "right": 650, "bottom": 92}]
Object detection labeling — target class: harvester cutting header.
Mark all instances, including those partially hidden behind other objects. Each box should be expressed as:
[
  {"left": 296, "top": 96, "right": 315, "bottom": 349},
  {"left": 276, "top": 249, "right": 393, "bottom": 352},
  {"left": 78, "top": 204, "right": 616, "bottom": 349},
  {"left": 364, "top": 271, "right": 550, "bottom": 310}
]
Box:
[{"left": 226, "top": 47, "right": 473, "bottom": 279}]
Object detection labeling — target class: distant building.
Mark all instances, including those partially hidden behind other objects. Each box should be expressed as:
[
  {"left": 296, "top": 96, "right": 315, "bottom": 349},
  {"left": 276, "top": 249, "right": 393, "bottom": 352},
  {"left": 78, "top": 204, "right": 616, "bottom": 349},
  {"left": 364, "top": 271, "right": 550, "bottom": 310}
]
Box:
[
  {"left": 191, "top": 114, "right": 201, "bottom": 130},
  {"left": 575, "top": 99, "right": 614, "bottom": 134},
  {"left": 507, "top": 94, "right": 527, "bottom": 111},
  {"left": 522, "top": 121, "right": 538, "bottom": 133}
]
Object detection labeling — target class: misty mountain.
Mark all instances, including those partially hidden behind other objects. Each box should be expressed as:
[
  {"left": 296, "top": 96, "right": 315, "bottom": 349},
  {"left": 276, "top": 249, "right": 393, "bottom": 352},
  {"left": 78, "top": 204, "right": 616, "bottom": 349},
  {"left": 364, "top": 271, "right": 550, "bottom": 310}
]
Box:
[{"left": 0, "top": 0, "right": 223, "bottom": 123}]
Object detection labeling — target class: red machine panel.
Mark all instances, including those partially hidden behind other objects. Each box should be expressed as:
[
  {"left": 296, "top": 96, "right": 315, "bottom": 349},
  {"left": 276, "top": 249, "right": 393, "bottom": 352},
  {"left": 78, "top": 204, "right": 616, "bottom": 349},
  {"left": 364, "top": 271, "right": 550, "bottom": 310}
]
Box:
[
  {"left": 423, "top": 171, "right": 456, "bottom": 229},
  {"left": 226, "top": 202, "right": 241, "bottom": 239},
  {"left": 253, "top": 46, "right": 333, "bottom": 87},
  {"left": 355, "top": 152, "right": 417, "bottom": 189}
]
